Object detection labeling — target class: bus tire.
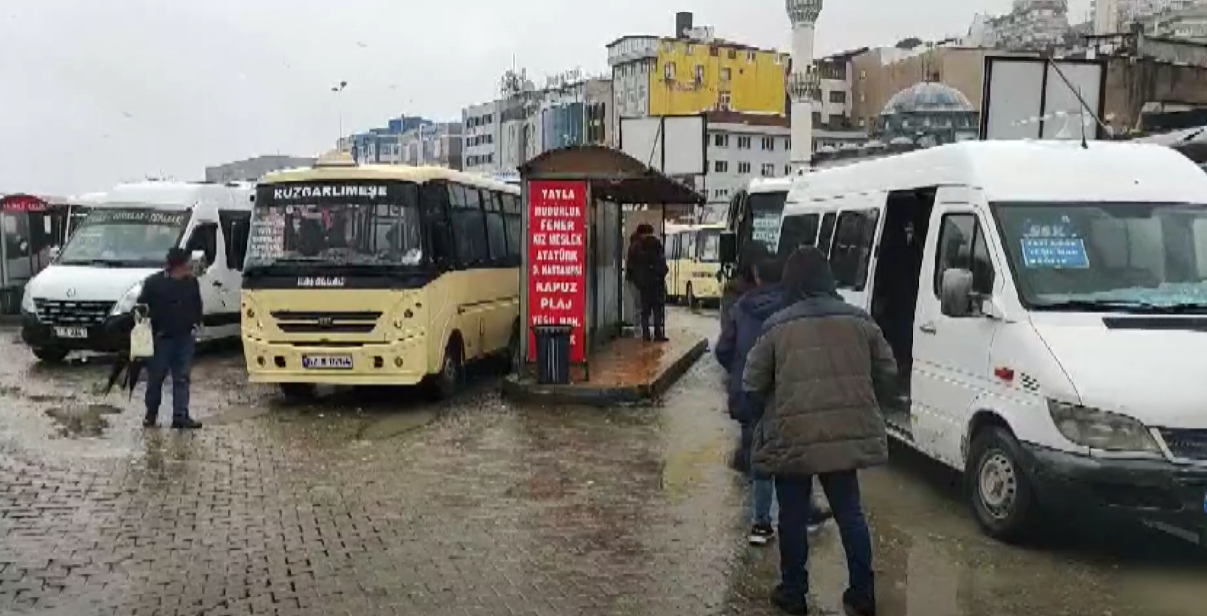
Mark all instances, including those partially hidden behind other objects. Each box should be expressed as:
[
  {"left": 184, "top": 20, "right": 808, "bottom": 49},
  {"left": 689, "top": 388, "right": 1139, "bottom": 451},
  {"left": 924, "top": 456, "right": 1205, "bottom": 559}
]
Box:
[
  {"left": 428, "top": 338, "right": 463, "bottom": 400},
  {"left": 966, "top": 426, "right": 1039, "bottom": 543},
  {"left": 32, "top": 347, "right": 69, "bottom": 363},
  {"left": 279, "top": 383, "right": 316, "bottom": 402}
]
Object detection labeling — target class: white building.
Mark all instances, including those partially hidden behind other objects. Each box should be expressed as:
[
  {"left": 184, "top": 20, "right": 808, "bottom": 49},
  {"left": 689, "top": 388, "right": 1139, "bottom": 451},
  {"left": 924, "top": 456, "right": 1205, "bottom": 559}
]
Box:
[
  {"left": 1094, "top": 0, "right": 1200, "bottom": 33},
  {"left": 963, "top": 0, "right": 1073, "bottom": 50},
  {"left": 703, "top": 112, "right": 791, "bottom": 205},
  {"left": 462, "top": 101, "right": 502, "bottom": 174}
]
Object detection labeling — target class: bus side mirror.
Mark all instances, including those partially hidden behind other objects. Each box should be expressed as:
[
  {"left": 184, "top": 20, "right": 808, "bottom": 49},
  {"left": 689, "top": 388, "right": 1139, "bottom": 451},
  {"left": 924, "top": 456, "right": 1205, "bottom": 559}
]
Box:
[
  {"left": 939, "top": 268, "right": 975, "bottom": 317},
  {"left": 719, "top": 231, "right": 737, "bottom": 265},
  {"left": 191, "top": 250, "right": 209, "bottom": 275}
]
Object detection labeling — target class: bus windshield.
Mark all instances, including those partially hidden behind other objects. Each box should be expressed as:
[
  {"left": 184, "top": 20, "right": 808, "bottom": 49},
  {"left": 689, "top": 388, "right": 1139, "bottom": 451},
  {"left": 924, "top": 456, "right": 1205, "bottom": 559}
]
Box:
[
  {"left": 698, "top": 229, "right": 721, "bottom": 262},
  {"left": 995, "top": 202, "right": 1207, "bottom": 312},
  {"left": 246, "top": 181, "right": 423, "bottom": 272},
  {"left": 746, "top": 191, "right": 788, "bottom": 252},
  {"left": 57, "top": 207, "right": 188, "bottom": 267}
]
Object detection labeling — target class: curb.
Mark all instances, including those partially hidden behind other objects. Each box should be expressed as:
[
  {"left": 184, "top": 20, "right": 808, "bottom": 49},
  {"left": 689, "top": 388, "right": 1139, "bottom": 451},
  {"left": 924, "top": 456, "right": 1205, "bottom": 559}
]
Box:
[{"left": 501, "top": 337, "right": 708, "bottom": 406}]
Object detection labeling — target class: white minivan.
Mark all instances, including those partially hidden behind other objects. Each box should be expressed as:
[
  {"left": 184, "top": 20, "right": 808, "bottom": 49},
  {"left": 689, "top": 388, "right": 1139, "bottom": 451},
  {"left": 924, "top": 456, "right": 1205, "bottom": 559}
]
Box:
[
  {"left": 724, "top": 140, "right": 1207, "bottom": 544},
  {"left": 19, "top": 181, "right": 253, "bottom": 362}
]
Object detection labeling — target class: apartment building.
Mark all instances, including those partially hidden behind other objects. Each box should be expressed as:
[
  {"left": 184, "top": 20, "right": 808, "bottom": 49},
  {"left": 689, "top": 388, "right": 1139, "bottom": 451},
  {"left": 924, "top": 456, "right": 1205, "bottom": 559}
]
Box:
[{"left": 702, "top": 112, "right": 791, "bottom": 205}]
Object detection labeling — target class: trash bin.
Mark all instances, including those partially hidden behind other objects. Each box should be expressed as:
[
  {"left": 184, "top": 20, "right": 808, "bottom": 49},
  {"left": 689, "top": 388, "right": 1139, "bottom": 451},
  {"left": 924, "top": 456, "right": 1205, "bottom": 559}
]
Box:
[{"left": 531, "top": 325, "right": 573, "bottom": 385}]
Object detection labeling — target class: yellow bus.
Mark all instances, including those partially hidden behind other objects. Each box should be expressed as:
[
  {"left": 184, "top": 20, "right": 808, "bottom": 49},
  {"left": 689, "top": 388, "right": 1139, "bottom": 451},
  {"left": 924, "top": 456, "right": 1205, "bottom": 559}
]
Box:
[
  {"left": 664, "top": 222, "right": 724, "bottom": 308},
  {"left": 241, "top": 153, "right": 522, "bottom": 400}
]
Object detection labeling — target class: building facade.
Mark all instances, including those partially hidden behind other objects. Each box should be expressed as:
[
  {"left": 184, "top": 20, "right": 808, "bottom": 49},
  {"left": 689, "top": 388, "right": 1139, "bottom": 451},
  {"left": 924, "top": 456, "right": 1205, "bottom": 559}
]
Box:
[
  {"left": 204, "top": 155, "right": 316, "bottom": 183},
  {"left": 606, "top": 11, "right": 789, "bottom": 133},
  {"left": 850, "top": 46, "right": 995, "bottom": 132},
  {"left": 963, "top": 0, "right": 1074, "bottom": 51},
  {"left": 701, "top": 112, "right": 791, "bottom": 205}
]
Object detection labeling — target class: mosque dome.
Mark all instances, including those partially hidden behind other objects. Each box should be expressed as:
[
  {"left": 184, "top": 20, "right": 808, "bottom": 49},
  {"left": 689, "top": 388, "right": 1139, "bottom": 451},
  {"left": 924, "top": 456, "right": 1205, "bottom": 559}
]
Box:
[{"left": 880, "top": 81, "right": 975, "bottom": 116}]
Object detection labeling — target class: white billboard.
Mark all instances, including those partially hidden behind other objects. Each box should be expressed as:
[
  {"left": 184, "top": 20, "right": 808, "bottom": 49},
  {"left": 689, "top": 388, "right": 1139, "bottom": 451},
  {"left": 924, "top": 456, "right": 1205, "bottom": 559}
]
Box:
[
  {"left": 980, "top": 56, "right": 1107, "bottom": 141},
  {"left": 619, "top": 115, "right": 707, "bottom": 176}
]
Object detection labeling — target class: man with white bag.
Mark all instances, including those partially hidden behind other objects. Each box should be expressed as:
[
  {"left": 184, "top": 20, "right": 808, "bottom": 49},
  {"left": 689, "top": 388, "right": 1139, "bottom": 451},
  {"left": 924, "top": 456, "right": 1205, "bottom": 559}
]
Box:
[{"left": 137, "top": 247, "right": 203, "bottom": 430}]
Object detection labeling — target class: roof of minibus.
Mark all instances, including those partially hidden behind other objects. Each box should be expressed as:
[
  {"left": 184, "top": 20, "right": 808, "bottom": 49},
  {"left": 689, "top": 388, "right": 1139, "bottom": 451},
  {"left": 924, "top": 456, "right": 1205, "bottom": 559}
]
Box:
[
  {"left": 90, "top": 182, "right": 251, "bottom": 210},
  {"left": 786, "top": 140, "right": 1207, "bottom": 205},
  {"left": 260, "top": 164, "right": 520, "bottom": 193},
  {"left": 747, "top": 176, "right": 794, "bottom": 194}
]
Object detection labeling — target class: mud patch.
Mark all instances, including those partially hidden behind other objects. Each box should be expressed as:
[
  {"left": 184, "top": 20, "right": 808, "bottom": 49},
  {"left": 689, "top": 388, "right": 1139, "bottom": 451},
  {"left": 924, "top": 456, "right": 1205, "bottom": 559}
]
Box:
[
  {"left": 44, "top": 404, "right": 122, "bottom": 438},
  {"left": 357, "top": 409, "right": 438, "bottom": 441}
]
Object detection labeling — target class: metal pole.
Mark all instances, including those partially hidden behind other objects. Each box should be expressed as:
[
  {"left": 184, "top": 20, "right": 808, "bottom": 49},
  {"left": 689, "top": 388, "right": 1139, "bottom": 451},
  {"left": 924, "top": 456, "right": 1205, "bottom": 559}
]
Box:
[
  {"left": 0, "top": 213, "right": 8, "bottom": 287},
  {"left": 519, "top": 179, "right": 530, "bottom": 369}
]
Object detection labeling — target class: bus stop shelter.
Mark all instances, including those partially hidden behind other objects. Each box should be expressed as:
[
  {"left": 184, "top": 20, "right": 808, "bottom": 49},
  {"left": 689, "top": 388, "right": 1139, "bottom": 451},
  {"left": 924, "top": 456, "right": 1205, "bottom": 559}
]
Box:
[{"left": 513, "top": 145, "right": 706, "bottom": 398}]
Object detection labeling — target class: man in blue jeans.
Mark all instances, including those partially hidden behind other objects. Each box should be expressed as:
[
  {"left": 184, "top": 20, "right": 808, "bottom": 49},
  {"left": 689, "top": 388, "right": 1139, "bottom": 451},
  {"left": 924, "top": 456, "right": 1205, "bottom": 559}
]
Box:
[
  {"left": 743, "top": 248, "right": 898, "bottom": 616},
  {"left": 138, "top": 248, "right": 204, "bottom": 430},
  {"left": 716, "top": 255, "right": 830, "bottom": 546}
]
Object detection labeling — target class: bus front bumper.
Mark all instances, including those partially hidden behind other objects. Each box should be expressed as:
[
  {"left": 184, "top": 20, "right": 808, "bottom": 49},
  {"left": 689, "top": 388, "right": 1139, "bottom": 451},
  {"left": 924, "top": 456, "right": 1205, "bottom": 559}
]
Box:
[{"left": 243, "top": 336, "right": 430, "bottom": 386}]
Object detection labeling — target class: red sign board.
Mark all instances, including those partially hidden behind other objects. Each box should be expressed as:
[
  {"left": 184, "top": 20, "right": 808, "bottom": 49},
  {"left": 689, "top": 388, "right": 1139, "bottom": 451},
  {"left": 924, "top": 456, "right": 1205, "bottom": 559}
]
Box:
[
  {"left": 0, "top": 194, "right": 48, "bottom": 213},
  {"left": 527, "top": 180, "right": 588, "bottom": 363}
]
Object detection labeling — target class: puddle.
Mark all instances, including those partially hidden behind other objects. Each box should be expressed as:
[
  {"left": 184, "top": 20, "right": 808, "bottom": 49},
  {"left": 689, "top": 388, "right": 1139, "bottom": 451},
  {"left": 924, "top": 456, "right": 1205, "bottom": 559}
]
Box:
[
  {"left": 44, "top": 404, "right": 123, "bottom": 438},
  {"left": 357, "top": 409, "right": 439, "bottom": 441}
]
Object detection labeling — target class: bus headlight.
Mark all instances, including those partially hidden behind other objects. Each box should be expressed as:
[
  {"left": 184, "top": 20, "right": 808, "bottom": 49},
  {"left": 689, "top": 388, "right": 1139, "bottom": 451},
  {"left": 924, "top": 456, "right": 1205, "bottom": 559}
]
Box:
[
  {"left": 1047, "top": 400, "right": 1159, "bottom": 453},
  {"left": 110, "top": 282, "right": 144, "bottom": 315}
]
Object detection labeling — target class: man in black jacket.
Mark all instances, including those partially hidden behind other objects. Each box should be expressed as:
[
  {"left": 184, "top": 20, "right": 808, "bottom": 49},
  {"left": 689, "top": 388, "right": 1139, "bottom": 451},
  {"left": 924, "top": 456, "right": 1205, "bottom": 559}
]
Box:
[
  {"left": 629, "top": 224, "right": 669, "bottom": 342},
  {"left": 137, "top": 247, "right": 203, "bottom": 429}
]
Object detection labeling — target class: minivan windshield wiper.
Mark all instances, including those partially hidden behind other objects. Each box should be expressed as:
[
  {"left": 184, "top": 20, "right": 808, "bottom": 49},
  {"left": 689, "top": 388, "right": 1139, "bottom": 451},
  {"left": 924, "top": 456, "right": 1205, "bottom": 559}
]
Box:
[{"left": 1034, "top": 299, "right": 1207, "bottom": 314}]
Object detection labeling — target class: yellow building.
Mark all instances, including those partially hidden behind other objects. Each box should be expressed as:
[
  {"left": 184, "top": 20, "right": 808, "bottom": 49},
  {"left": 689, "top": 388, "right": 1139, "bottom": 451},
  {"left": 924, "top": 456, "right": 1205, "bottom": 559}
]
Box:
[{"left": 606, "top": 21, "right": 789, "bottom": 120}]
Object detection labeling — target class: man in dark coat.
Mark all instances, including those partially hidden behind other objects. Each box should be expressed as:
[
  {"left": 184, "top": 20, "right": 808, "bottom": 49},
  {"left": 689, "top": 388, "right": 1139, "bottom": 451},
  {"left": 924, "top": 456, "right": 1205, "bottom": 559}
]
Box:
[
  {"left": 138, "top": 247, "right": 204, "bottom": 430},
  {"left": 627, "top": 223, "right": 669, "bottom": 342},
  {"left": 742, "top": 247, "right": 897, "bottom": 616}
]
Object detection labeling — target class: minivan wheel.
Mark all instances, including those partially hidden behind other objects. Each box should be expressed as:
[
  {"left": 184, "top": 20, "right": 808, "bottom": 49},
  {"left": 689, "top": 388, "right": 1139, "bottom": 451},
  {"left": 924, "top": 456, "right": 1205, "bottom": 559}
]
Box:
[
  {"left": 967, "top": 427, "right": 1039, "bottom": 543},
  {"left": 32, "top": 347, "right": 69, "bottom": 363},
  {"left": 279, "top": 383, "right": 316, "bottom": 402}
]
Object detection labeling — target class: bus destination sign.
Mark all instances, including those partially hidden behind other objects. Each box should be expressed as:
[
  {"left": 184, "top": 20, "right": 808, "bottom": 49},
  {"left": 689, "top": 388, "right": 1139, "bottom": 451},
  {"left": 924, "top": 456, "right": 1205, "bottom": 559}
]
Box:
[{"left": 526, "top": 180, "right": 588, "bottom": 363}]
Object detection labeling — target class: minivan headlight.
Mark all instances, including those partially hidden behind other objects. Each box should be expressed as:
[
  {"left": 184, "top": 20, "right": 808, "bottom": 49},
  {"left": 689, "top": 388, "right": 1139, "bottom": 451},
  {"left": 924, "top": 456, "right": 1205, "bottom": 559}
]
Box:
[
  {"left": 1048, "top": 400, "right": 1160, "bottom": 452},
  {"left": 20, "top": 287, "right": 36, "bottom": 315},
  {"left": 110, "top": 281, "right": 144, "bottom": 315}
]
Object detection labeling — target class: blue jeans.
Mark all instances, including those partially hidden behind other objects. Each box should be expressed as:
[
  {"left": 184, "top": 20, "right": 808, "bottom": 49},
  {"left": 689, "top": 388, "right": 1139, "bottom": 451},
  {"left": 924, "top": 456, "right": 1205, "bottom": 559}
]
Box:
[
  {"left": 776, "top": 471, "right": 874, "bottom": 602},
  {"left": 145, "top": 335, "right": 195, "bottom": 423},
  {"left": 742, "top": 423, "right": 775, "bottom": 525}
]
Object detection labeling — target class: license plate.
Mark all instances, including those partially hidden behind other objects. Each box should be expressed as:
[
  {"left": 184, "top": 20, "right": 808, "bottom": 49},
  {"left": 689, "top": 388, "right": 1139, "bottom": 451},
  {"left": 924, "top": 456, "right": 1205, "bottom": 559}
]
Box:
[
  {"left": 54, "top": 327, "right": 87, "bottom": 339},
  {"left": 302, "top": 354, "right": 353, "bottom": 369}
]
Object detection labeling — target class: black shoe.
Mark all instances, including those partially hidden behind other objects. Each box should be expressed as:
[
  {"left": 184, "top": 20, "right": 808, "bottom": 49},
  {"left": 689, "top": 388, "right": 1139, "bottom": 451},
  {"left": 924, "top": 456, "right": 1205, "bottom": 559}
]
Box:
[
  {"left": 748, "top": 523, "right": 776, "bottom": 546},
  {"left": 171, "top": 419, "right": 202, "bottom": 430},
  {"left": 142, "top": 417, "right": 157, "bottom": 428},
  {"left": 842, "top": 589, "right": 876, "bottom": 616},
  {"left": 654, "top": 336, "right": 669, "bottom": 343},
  {"left": 770, "top": 585, "right": 808, "bottom": 615}
]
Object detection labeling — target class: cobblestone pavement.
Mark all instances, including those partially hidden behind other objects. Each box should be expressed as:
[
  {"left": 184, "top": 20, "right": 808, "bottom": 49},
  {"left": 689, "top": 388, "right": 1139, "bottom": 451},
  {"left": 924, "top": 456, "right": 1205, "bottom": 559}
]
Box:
[{"left": 1, "top": 309, "right": 1206, "bottom": 616}]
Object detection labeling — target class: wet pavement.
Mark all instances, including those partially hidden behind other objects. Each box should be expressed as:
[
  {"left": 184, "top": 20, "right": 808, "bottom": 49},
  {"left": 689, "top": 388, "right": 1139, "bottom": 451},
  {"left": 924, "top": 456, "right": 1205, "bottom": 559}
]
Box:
[{"left": 1, "top": 310, "right": 1205, "bottom": 616}]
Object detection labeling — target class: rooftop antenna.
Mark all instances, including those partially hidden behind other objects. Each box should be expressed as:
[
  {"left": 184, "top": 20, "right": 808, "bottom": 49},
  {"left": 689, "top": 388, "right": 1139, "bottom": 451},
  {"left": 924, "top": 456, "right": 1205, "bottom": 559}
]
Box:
[{"left": 1045, "top": 58, "right": 1109, "bottom": 143}]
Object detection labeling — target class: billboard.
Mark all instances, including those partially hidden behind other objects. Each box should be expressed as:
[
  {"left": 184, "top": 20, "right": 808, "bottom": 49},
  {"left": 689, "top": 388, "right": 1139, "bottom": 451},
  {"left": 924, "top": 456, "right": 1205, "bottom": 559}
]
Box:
[
  {"left": 527, "top": 180, "right": 589, "bottom": 363},
  {"left": 618, "top": 114, "right": 707, "bottom": 176},
  {"left": 980, "top": 56, "right": 1107, "bottom": 141}
]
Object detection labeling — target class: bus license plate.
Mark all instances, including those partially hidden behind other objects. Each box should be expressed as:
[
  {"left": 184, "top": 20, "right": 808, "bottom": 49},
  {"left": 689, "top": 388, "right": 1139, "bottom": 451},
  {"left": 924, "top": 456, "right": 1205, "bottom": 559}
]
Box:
[
  {"left": 302, "top": 354, "right": 353, "bottom": 370},
  {"left": 54, "top": 327, "right": 87, "bottom": 339}
]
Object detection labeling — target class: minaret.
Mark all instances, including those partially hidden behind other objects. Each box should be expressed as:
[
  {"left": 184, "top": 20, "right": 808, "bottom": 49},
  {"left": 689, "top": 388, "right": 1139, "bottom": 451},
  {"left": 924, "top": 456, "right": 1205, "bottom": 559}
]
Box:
[{"left": 786, "top": 0, "right": 822, "bottom": 172}]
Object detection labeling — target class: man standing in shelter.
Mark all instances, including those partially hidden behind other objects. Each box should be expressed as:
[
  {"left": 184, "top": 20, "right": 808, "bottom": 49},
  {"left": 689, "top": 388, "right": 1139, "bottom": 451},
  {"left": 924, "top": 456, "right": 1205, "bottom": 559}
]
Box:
[
  {"left": 628, "top": 223, "right": 669, "bottom": 342},
  {"left": 138, "top": 247, "right": 204, "bottom": 430}
]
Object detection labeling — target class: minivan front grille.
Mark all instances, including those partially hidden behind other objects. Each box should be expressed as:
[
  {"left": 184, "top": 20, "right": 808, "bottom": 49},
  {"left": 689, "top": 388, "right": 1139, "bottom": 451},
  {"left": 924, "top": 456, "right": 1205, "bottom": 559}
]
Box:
[
  {"left": 34, "top": 299, "right": 114, "bottom": 327},
  {"left": 269, "top": 310, "right": 382, "bottom": 334},
  {"left": 1158, "top": 428, "right": 1207, "bottom": 461}
]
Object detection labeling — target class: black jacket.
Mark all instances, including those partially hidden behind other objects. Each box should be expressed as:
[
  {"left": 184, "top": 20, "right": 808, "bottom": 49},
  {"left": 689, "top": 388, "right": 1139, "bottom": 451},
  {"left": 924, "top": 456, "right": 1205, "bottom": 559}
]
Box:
[
  {"left": 628, "top": 235, "right": 668, "bottom": 296},
  {"left": 137, "top": 271, "right": 203, "bottom": 338}
]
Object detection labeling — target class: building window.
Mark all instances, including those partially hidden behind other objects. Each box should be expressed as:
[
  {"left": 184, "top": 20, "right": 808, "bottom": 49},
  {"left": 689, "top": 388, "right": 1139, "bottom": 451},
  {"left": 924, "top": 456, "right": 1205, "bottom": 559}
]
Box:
[
  {"left": 785, "top": 165, "right": 792, "bottom": 175},
  {"left": 663, "top": 62, "right": 676, "bottom": 80},
  {"left": 829, "top": 90, "right": 846, "bottom": 104},
  {"left": 686, "top": 44, "right": 695, "bottom": 55},
  {"left": 709, "top": 46, "right": 719, "bottom": 56},
  {"left": 714, "top": 160, "right": 729, "bottom": 173},
  {"left": 720, "top": 67, "right": 731, "bottom": 81},
  {"left": 784, "top": 137, "right": 791, "bottom": 150},
  {"left": 719, "top": 91, "right": 732, "bottom": 110},
  {"left": 761, "top": 137, "right": 775, "bottom": 151},
  {"left": 761, "top": 163, "right": 776, "bottom": 176},
  {"left": 713, "top": 133, "right": 729, "bottom": 147},
  {"left": 812, "top": 111, "right": 822, "bottom": 125},
  {"left": 694, "top": 65, "right": 704, "bottom": 83},
  {"left": 737, "top": 136, "right": 751, "bottom": 149},
  {"left": 728, "top": 48, "right": 737, "bottom": 59},
  {"left": 737, "top": 161, "right": 751, "bottom": 174}
]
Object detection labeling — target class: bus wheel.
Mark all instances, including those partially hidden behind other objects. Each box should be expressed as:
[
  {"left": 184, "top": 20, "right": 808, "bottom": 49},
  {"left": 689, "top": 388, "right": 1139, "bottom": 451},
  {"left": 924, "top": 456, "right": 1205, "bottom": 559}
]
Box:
[
  {"left": 967, "top": 426, "right": 1039, "bottom": 543},
  {"left": 279, "top": 383, "right": 316, "bottom": 402},
  {"left": 686, "top": 283, "right": 697, "bottom": 310},
  {"left": 429, "top": 339, "right": 464, "bottom": 400},
  {"left": 32, "top": 347, "right": 69, "bottom": 363}
]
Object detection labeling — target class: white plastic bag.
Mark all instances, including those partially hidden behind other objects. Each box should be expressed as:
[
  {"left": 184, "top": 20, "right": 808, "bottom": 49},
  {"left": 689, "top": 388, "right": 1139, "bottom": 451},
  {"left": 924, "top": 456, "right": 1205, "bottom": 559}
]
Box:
[{"left": 129, "top": 308, "right": 154, "bottom": 359}]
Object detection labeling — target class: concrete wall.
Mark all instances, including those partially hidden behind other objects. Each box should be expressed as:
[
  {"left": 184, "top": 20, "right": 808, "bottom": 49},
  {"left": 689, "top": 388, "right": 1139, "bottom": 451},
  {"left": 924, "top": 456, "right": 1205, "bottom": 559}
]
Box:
[{"left": 1103, "top": 56, "right": 1207, "bottom": 133}]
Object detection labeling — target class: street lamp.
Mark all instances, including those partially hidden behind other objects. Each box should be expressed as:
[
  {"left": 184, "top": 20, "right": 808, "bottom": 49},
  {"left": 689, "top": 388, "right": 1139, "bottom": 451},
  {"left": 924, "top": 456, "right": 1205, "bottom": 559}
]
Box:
[{"left": 332, "top": 81, "right": 348, "bottom": 145}]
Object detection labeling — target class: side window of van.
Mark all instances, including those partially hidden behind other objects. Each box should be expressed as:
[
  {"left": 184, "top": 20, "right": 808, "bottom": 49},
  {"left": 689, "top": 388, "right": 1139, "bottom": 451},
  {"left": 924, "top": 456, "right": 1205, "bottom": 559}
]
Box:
[
  {"left": 422, "top": 182, "right": 454, "bottom": 268},
  {"left": 482, "top": 189, "right": 508, "bottom": 265},
  {"left": 448, "top": 184, "right": 489, "bottom": 267},
  {"left": 935, "top": 214, "right": 995, "bottom": 297},
  {"left": 830, "top": 210, "right": 879, "bottom": 291},
  {"left": 218, "top": 211, "right": 251, "bottom": 271},
  {"left": 818, "top": 212, "right": 837, "bottom": 255},
  {"left": 778, "top": 213, "right": 819, "bottom": 256},
  {"left": 186, "top": 223, "right": 219, "bottom": 265}
]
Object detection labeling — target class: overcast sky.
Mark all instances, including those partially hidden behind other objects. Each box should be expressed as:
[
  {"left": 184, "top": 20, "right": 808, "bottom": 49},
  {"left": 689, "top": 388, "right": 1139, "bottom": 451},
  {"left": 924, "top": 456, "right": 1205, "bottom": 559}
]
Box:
[{"left": 0, "top": 0, "right": 1092, "bottom": 195}]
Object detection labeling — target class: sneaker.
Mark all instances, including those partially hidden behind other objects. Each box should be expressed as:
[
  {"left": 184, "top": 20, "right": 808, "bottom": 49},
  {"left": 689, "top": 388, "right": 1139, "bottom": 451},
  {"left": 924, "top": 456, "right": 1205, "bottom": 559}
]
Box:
[
  {"left": 842, "top": 589, "right": 876, "bottom": 616},
  {"left": 748, "top": 523, "right": 776, "bottom": 546},
  {"left": 770, "top": 584, "right": 809, "bottom": 615},
  {"left": 171, "top": 419, "right": 203, "bottom": 430},
  {"left": 807, "top": 508, "right": 834, "bottom": 533}
]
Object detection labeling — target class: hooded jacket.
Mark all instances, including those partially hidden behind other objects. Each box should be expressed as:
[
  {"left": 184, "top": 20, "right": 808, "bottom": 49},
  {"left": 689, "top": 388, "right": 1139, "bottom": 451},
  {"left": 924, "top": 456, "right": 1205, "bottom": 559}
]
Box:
[
  {"left": 742, "top": 247, "right": 899, "bottom": 477},
  {"left": 628, "top": 234, "right": 668, "bottom": 297},
  {"left": 714, "top": 283, "right": 784, "bottom": 423}
]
